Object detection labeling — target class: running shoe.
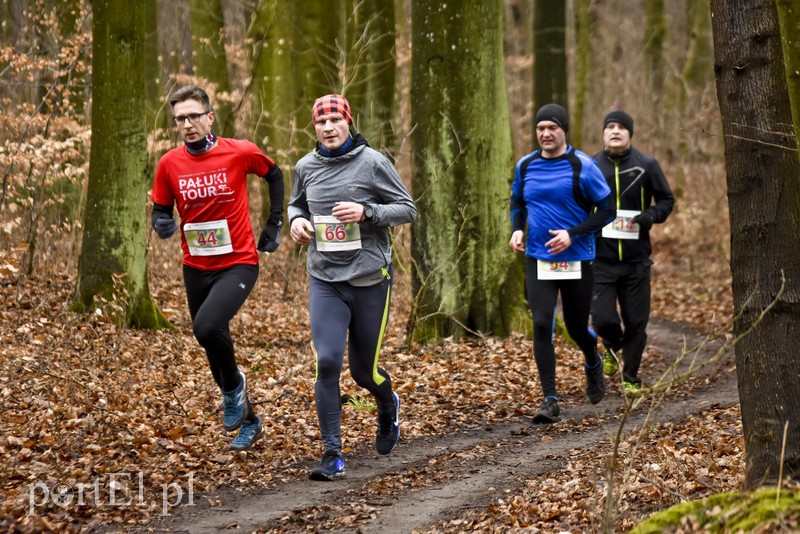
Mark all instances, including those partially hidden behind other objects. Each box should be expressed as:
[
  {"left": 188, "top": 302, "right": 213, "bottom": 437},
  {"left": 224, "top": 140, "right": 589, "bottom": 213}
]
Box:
[
  {"left": 585, "top": 359, "right": 607, "bottom": 404},
  {"left": 602, "top": 348, "right": 619, "bottom": 376},
  {"left": 229, "top": 416, "right": 263, "bottom": 451},
  {"left": 309, "top": 451, "right": 346, "bottom": 481},
  {"left": 375, "top": 392, "right": 400, "bottom": 454},
  {"left": 623, "top": 381, "right": 642, "bottom": 397},
  {"left": 222, "top": 371, "right": 249, "bottom": 431},
  {"left": 532, "top": 396, "right": 560, "bottom": 424}
]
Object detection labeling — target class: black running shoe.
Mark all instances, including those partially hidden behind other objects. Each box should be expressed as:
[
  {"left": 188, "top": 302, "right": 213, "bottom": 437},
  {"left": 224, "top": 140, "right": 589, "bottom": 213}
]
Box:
[
  {"left": 375, "top": 392, "right": 400, "bottom": 454},
  {"left": 585, "top": 359, "right": 606, "bottom": 404},
  {"left": 532, "top": 397, "right": 560, "bottom": 424}
]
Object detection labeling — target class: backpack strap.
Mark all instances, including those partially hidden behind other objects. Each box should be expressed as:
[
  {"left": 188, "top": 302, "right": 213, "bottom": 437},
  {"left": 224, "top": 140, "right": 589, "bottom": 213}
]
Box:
[
  {"left": 565, "top": 147, "right": 592, "bottom": 213},
  {"left": 520, "top": 148, "right": 592, "bottom": 213}
]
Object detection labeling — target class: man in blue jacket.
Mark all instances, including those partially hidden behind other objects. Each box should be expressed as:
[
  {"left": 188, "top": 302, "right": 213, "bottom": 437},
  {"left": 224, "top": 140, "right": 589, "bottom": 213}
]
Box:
[
  {"left": 510, "top": 103, "right": 615, "bottom": 424},
  {"left": 591, "top": 111, "right": 675, "bottom": 395}
]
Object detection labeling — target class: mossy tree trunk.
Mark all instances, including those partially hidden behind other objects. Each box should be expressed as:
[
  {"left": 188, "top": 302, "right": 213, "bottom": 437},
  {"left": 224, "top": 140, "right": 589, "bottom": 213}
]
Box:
[
  {"left": 776, "top": 0, "right": 800, "bottom": 151},
  {"left": 674, "top": 0, "right": 713, "bottom": 199},
  {"left": 682, "top": 0, "right": 713, "bottom": 94},
  {"left": 342, "top": 0, "right": 397, "bottom": 154},
  {"left": 249, "top": 0, "right": 295, "bottom": 162},
  {"left": 74, "top": 0, "right": 169, "bottom": 329},
  {"left": 248, "top": 0, "right": 337, "bottom": 225},
  {"left": 189, "top": 0, "right": 235, "bottom": 138},
  {"left": 143, "top": 0, "right": 164, "bottom": 136},
  {"left": 644, "top": 0, "right": 666, "bottom": 103},
  {"left": 572, "top": 0, "right": 591, "bottom": 149},
  {"left": 157, "top": 0, "right": 193, "bottom": 141},
  {"left": 532, "top": 0, "right": 567, "bottom": 120},
  {"left": 710, "top": 0, "right": 800, "bottom": 489},
  {"left": 249, "top": 0, "right": 337, "bottom": 160},
  {"left": 248, "top": 0, "right": 396, "bottom": 222},
  {"left": 410, "top": 0, "right": 527, "bottom": 343}
]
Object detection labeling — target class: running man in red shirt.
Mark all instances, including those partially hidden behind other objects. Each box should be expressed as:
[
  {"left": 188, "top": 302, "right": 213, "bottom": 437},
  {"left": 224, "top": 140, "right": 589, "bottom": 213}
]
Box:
[{"left": 151, "top": 85, "right": 284, "bottom": 450}]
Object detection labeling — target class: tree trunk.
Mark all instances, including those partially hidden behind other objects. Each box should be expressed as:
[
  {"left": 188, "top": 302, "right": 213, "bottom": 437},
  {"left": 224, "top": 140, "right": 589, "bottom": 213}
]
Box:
[
  {"left": 410, "top": 0, "right": 527, "bottom": 342},
  {"left": 75, "top": 0, "right": 169, "bottom": 329},
  {"left": 776, "top": 0, "right": 800, "bottom": 151},
  {"left": 157, "top": 0, "right": 193, "bottom": 140},
  {"left": 249, "top": 0, "right": 337, "bottom": 162},
  {"left": 341, "top": 0, "right": 397, "bottom": 154},
  {"left": 644, "top": 0, "right": 666, "bottom": 102},
  {"left": 711, "top": 0, "right": 800, "bottom": 489},
  {"left": 673, "top": 0, "right": 713, "bottom": 200},
  {"left": 144, "top": 0, "right": 165, "bottom": 136},
  {"left": 189, "top": 0, "right": 235, "bottom": 137},
  {"left": 682, "top": 0, "right": 713, "bottom": 94},
  {"left": 532, "top": 0, "right": 567, "bottom": 118},
  {"left": 572, "top": 0, "right": 591, "bottom": 149},
  {"left": 249, "top": 0, "right": 321, "bottom": 227}
]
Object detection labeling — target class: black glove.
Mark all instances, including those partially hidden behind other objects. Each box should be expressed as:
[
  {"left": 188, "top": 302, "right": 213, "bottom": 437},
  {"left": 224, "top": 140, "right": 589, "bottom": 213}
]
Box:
[
  {"left": 631, "top": 212, "right": 653, "bottom": 231},
  {"left": 153, "top": 215, "right": 179, "bottom": 239},
  {"left": 257, "top": 222, "right": 281, "bottom": 252}
]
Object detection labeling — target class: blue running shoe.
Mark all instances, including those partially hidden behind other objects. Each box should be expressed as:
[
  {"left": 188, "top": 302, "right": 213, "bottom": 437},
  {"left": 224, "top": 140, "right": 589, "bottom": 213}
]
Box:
[
  {"left": 309, "top": 451, "right": 346, "bottom": 481},
  {"left": 222, "top": 371, "right": 249, "bottom": 431},
  {"left": 229, "top": 416, "right": 263, "bottom": 451},
  {"left": 375, "top": 392, "right": 400, "bottom": 455}
]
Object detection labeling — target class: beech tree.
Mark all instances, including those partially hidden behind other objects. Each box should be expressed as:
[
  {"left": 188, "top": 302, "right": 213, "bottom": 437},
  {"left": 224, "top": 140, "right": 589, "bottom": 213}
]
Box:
[
  {"left": 189, "top": 0, "right": 235, "bottom": 138},
  {"left": 74, "top": 0, "right": 167, "bottom": 328},
  {"left": 341, "top": 0, "right": 397, "bottom": 152},
  {"left": 711, "top": 0, "right": 800, "bottom": 488},
  {"left": 249, "top": 0, "right": 337, "bottom": 165},
  {"left": 410, "top": 0, "right": 526, "bottom": 342},
  {"left": 644, "top": 0, "right": 666, "bottom": 102},
  {"left": 532, "top": 0, "right": 567, "bottom": 122}
]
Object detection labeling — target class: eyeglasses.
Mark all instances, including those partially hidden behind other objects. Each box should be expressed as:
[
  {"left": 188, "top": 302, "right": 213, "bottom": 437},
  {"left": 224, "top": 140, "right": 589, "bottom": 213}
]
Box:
[{"left": 173, "top": 111, "right": 210, "bottom": 125}]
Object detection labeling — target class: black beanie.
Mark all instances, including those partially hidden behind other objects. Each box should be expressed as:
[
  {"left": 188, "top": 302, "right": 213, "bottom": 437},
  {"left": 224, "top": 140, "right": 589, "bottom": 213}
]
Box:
[
  {"left": 603, "top": 110, "right": 634, "bottom": 138},
  {"left": 535, "top": 103, "right": 569, "bottom": 134}
]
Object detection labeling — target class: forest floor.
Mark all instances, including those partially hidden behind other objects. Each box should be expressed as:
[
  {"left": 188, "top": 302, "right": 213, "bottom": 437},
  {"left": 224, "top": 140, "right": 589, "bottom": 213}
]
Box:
[
  {"left": 1, "top": 226, "right": 754, "bottom": 533},
  {"left": 150, "top": 317, "right": 740, "bottom": 534}
]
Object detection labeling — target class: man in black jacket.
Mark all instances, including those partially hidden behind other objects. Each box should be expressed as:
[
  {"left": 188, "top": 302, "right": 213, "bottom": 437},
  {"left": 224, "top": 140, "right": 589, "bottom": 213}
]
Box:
[{"left": 591, "top": 111, "right": 675, "bottom": 395}]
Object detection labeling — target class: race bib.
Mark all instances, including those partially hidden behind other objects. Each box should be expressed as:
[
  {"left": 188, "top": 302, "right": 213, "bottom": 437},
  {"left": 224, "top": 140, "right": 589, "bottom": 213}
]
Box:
[
  {"left": 602, "top": 209, "right": 641, "bottom": 240},
  {"left": 313, "top": 215, "right": 362, "bottom": 252},
  {"left": 183, "top": 219, "right": 233, "bottom": 256},
  {"left": 537, "top": 260, "right": 582, "bottom": 280}
]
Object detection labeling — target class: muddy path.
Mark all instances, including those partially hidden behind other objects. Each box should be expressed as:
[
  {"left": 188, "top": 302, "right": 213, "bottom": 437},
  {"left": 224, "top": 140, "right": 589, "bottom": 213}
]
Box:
[{"left": 149, "top": 318, "right": 737, "bottom": 533}]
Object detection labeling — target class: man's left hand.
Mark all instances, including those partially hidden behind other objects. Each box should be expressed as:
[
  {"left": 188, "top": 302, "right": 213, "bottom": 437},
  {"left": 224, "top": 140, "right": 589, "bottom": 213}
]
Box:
[
  {"left": 257, "top": 223, "right": 281, "bottom": 252},
  {"left": 631, "top": 212, "right": 653, "bottom": 231},
  {"left": 545, "top": 229, "right": 572, "bottom": 254},
  {"left": 331, "top": 201, "right": 364, "bottom": 223}
]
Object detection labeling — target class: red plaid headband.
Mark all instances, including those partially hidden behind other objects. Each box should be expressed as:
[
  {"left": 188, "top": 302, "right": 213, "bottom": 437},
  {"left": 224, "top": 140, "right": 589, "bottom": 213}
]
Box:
[{"left": 312, "top": 94, "right": 352, "bottom": 125}]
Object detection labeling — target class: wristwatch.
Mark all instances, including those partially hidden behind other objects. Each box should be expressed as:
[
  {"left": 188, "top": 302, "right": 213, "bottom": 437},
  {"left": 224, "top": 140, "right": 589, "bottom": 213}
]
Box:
[{"left": 362, "top": 204, "right": 374, "bottom": 222}]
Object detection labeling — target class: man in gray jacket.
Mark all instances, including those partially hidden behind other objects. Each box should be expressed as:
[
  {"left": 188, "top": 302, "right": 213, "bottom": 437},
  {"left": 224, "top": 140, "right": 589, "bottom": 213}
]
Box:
[{"left": 289, "top": 94, "right": 416, "bottom": 481}]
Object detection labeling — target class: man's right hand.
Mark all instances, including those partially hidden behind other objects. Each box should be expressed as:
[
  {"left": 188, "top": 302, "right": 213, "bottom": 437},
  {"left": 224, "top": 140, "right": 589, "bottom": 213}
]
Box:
[
  {"left": 290, "top": 218, "right": 314, "bottom": 245},
  {"left": 153, "top": 215, "right": 179, "bottom": 239},
  {"left": 509, "top": 230, "right": 525, "bottom": 253}
]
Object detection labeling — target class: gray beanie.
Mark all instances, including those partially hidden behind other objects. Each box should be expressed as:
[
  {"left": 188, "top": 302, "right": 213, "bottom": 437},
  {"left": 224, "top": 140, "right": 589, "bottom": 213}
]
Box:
[{"left": 534, "top": 103, "right": 569, "bottom": 133}]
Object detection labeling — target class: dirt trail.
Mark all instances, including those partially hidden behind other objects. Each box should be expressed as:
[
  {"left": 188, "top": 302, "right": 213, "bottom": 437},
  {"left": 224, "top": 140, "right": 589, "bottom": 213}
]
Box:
[{"left": 151, "top": 318, "right": 737, "bottom": 533}]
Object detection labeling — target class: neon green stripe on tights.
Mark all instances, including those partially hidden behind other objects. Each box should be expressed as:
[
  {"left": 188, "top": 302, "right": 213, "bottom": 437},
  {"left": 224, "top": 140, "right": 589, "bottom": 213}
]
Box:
[{"left": 371, "top": 284, "right": 392, "bottom": 386}]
